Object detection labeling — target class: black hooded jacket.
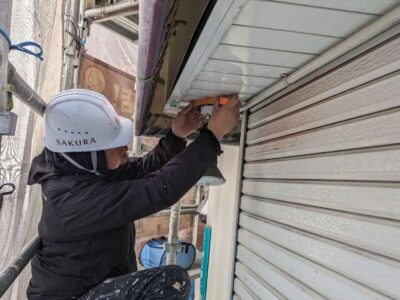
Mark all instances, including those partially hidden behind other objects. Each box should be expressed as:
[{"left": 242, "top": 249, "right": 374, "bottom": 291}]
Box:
[{"left": 27, "top": 129, "right": 221, "bottom": 299}]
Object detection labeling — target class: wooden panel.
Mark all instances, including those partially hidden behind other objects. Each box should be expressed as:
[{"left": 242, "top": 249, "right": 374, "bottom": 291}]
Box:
[
  {"left": 191, "top": 80, "right": 262, "bottom": 94},
  {"left": 212, "top": 44, "right": 315, "bottom": 68},
  {"left": 249, "top": 37, "right": 400, "bottom": 127},
  {"left": 237, "top": 245, "right": 324, "bottom": 299},
  {"left": 246, "top": 109, "right": 400, "bottom": 160},
  {"left": 235, "top": 1, "right": 377, "bottom": 37},
  {"left": 243, "top": 147, "right": 400, "bottom": 181},
  {"left": 239, "top": 214, "right": 400, "bottom": 299},
  {"left": 235, "top": 262, "right": 281, "bottom": 299},
  {"left": 222, "top": 25, "right": 342, "bottom": 55},
  {"left": 197, "top": 71, "right": 278, "bottom": 87},
  {"left": 238, "top": 229, "right": 391, "bottom": 299},
  {"left": 242, "top": 179, "right": 400, "bottom": 220},
  {"left": 203, "top": 59, "right": 294, "bottom": 78},
  {"left": 274, "top": 0, "right": 399, "bottom": 14},
  {"left": 247, "top": 71, "right": 400, "bottom": 143},
  {"left": 233, "top": 278, "right": 258, "bottom": 300},
  {"left": 240, "top": 197, "right": 400, "bottom": 260}
]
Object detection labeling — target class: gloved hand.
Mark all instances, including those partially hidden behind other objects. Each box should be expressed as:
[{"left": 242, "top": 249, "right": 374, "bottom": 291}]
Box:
[
  {"left": 172, "top": 103, "right": 204, "bottom": 138},
  {"left": 207, "top": 95, "right": 240, "bottom": 141}
]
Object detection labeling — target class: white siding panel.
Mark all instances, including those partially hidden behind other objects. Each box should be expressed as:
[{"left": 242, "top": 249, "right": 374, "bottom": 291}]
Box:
[
  {"left": 246, "top": 109, "right": 400, "bottom": 159},
  {"left": 222, "top": 25, "right": 341, "bottom": 54},
  {"left": 239, "top": 214, "right": 400, "bottom": 299},
  {"left": 236, "top": 245, "right": 324, "bottom": 299},
  {"left": 235, "top": 262, "right": 281, "bottom": 299},
  {"left": 243, "top": 148, "right": 400, "bottom": 181},
  {"left": 247, "top": 71, "right": 400, "bottom": 143},
  {"left": 233, "top": 28, "right": 400, "bottom": 300},
  {"left": 197, "top": 71, "right": 277, "bottom": 87},
  {"left": 235, "top": 1, "right": 377, "bottom": 37},
  {"left": 242, "top": 180, "right": 400, "bottom": 220},
  {"left": 233, "top": 278, "right": 257, "bottom": 300},
  {"left": 249, "top": 37, "right": 400, "bottom": 127},
  {"left": 204, "top": 59, "right": 294, "bottom": 78},
  {"left": 237, "top": 229, "right": 390, "bottom": 299},
  {"left": 240, "top": 197, "right": 400, "bottom": 260},
  {"left": 191, "top": 80, "right": 262, "bottom": 94},
  {"left": 212, "top": 44, "right": 315, "bottom": 68},
  {"left": 273, "top": 0, "right": 400, "bottom": 14}
]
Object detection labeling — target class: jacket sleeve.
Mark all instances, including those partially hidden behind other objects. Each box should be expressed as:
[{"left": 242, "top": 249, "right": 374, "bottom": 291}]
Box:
[
  {"left": 46, "top": 130, "right": 221, "bottom": 237},
  {"left": 111, "top": 130, "right": 187, "bottom": 180}
]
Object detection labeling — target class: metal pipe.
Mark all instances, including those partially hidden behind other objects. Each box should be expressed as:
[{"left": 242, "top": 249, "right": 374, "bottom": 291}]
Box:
[
  {"left": 62, "top": 0, "right": 80, "bottom": 90},
  {"left": 166, "top": 199, "right": 182, "bottom": 265},
  {"left": 112, "top": 17, "right": 139, "bottom": 33},
  {"left": 0, "top": 0, "right": 14, "bottom": 137},
  {"left": 134, "top": 0, "right": 175, "bottom": 135},
  {"left": 7, "top": 63, "right": 46, "bottom": 116},
  {"left": 241, "top": 4, "right": 400, "bottom": 112},
  {"left": 192, "top": 185, "right": 202, "bottom": 248},
  {"left": 226, "top": 111, "right": 248, "bottom": 299},
  {"left": 84, "top": 0, "right": 139, "bottom": 21},
  {"left": 73, "top": 0, "right": 87, "bottom": 88},
  {"left": 151, "top": 205, "right": 198, "bottom": 217},
  {"left": 0, "top": 235, "right": 40, "bottom": 297},
  {"left": 0, "top": 0, "right": 13, "bottom": 113}
]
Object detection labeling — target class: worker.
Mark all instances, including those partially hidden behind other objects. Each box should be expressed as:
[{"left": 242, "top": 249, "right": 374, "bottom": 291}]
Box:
[{"left": 27, "top": 89, "right": 240, "bottom": 299}]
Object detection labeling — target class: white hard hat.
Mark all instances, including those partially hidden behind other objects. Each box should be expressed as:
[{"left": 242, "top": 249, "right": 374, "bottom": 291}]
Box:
[{"left": 44, "top": 89, "right": 133, "bottom": 152}]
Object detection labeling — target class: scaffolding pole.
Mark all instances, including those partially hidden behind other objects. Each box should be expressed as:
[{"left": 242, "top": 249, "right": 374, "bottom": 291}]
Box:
[
  {"left": 84, "top": 0, "right": 139, "bottom": 22},
  {"left": 0, "top": 0, "right": 17, "bottom": 136},
  {"left": 62, "top": 0, "right": 81, "bottom": 90},
  {"left": 151, "top": 205, "right": 197, "bottom": 217},
  {"left": 192, "top": 185, "right": 202, "bottom": 248},
  {"left": 0, "top": 0, "right": 12, "bottom": 112},
  {"left": 0, "top": 235, "right": 40, "bottom": 297},
  {"left": 7, "top": 63, "right": 46, "bottom": 116},
  {"left": 166, "top": 200, "right": 182, "bottom": 265}
]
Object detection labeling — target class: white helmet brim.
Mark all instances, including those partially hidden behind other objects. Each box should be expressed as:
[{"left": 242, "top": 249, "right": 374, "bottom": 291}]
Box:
[{"left": 103, "top": 116, "right": 133, "bottom": 150}]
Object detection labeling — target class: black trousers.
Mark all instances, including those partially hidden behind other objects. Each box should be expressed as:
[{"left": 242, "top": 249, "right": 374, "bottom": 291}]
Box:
[{"left": 79, "top": 265, "right": 191, "bottom": 300}]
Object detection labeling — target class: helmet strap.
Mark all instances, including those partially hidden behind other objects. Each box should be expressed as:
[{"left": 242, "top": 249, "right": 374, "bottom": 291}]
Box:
[{"left": 60, "top": 152, "right": 102, "bottom": 176}]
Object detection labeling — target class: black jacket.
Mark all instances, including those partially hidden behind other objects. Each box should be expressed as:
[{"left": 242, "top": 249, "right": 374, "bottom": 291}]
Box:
[{"left": 27, "top": 130, "right": 220, "bottom": 299}]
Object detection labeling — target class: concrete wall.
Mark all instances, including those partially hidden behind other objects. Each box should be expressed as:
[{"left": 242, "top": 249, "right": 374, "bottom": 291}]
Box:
[{"left": 205, "top": 144, "right": 240, "bottom": 300}]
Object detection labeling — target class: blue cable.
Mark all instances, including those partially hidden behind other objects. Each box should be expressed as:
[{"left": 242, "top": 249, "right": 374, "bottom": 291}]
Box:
[{"left": 0, "top": 27, "right": 43, "bottom": 61}]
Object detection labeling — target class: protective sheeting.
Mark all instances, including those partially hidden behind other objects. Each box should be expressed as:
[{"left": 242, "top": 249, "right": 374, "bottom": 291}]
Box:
[
  {"left": 0, "top": 1, "right": 62, "bottom": 299},
  {"left": 85, "top": 23, "right": 138, "bottom": 77}
]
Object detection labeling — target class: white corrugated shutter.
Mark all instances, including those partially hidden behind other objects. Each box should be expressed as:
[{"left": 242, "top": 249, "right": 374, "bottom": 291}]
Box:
[{"left": 233, "top": 33, "right": 400, "bottom": 299}]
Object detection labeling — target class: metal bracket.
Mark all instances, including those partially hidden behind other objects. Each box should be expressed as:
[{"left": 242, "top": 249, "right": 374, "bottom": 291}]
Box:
[{"left": 0, "top": 111, "right": 17, "bottom": 135}]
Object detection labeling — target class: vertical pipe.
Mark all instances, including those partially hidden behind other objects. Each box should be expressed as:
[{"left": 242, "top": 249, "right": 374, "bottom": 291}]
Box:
[
  {"left": 0, "top": 0, "right": 13, "bottom": 112},
  {"left": 166, "top": 199, "right": 182, "bottom": 265},
  {"left": 192, "top": 185, "right": 202, "bottom": 248},
  {"left": 226, "top": 111, "right": 248, "bottom": 299},
  {"left": 73, "top": 0, "right": 86, "bottom": 89},
  {"left": 62, "top": 0, "right": 80, "bottom": 90},
  {"left": 132, "top": 136, "right": 142, "bottom": 157}
]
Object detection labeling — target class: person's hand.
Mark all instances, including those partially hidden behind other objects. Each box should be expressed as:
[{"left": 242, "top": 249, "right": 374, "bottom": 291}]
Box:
[
  {"left": 207, "top": 95, "right": 240, "bottom": 141},
  {"left": 172, "top": 103, "right": 203, "bottom": 138}
]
